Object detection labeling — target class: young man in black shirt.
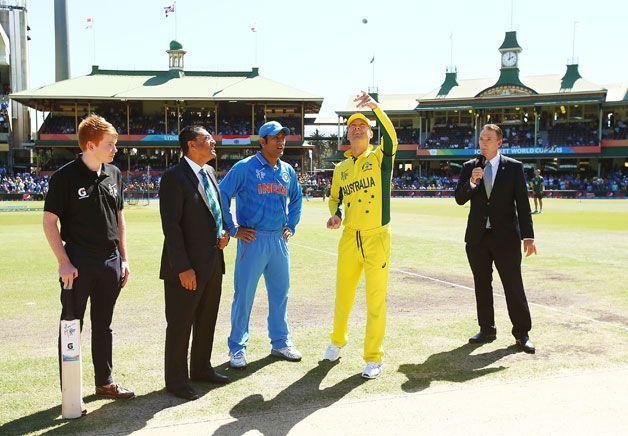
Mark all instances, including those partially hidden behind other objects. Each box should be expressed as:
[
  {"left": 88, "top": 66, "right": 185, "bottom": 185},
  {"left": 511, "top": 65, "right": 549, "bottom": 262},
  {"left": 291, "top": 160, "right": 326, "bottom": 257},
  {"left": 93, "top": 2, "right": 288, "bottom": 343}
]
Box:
[{"left": 43, "top": 115, "right": 134, "bottom": 410}]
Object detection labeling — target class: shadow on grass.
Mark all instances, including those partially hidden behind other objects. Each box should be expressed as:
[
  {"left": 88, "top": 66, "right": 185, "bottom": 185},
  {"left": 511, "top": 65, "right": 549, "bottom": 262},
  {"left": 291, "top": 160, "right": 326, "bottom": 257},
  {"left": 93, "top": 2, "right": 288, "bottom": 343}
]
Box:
[
  {"left": 0, "top": 390, "right": 183, "bottom": 435},
  {"left": 213, "top": 359, "right": 366, "bottom": 436},
  {"left": 209, "top": 354, "right": 278, "bottom": 387},
  {"left": 398, "top": 343, "right": 518, "bottom": 392},
  {"left": 0, "top": 356, "right": 278, "bottom": 435}
]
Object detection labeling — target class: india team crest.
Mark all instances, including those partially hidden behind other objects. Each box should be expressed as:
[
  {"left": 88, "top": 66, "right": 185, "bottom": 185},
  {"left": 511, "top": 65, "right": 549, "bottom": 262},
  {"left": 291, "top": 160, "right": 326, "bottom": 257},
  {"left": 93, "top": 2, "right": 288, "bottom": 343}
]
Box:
[{"left": 282, "top": 172, "right": 290, "bottom": 182}]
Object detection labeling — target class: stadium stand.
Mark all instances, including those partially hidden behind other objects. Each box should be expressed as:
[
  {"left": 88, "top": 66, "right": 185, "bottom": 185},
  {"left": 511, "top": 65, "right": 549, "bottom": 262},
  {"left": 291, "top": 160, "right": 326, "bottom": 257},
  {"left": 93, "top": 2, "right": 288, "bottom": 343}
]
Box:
[
  {"left": 500, "top": 124, "right": 534, "bottom": 147},
  {"left": 547, "top": 122, "right": 598, "bottom": 146},
  {"left": 603, "top": 119, "right": 628, "bottom": 140},
  {"left": 422, "top": 125, "right": 475, "bottom": 149},
  {"left": 39, "top": 112, "right": 303, "bottom": 137}
]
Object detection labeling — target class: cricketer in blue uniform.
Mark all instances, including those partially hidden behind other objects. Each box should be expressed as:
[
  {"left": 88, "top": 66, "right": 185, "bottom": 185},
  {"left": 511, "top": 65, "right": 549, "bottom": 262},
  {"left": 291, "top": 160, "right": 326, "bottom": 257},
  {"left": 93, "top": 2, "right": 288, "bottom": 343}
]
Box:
[{"left": 219, "top": 121, "right": 303, "bottom": 368}]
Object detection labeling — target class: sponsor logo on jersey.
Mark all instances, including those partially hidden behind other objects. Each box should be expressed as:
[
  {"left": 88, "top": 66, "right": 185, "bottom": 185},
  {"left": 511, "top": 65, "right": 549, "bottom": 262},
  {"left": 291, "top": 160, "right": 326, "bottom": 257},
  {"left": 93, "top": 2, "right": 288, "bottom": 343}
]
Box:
[{"left": 78, "top": 187, "right": 89, "bottom": 199}]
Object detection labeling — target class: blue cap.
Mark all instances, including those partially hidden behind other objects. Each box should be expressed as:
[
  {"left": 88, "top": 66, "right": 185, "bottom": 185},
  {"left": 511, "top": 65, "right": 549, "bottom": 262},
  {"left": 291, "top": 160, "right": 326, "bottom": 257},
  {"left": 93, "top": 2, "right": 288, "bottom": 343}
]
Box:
[{"left": 259, "top": 121, "right": 290, "bottom": 138}]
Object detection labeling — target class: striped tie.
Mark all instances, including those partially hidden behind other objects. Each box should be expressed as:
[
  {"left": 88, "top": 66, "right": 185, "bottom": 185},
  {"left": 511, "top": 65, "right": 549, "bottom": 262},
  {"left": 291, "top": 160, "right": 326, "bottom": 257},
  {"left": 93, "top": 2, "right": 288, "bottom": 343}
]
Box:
[{"left": 199, "top": 168, "right": 223, "bottom": 238}]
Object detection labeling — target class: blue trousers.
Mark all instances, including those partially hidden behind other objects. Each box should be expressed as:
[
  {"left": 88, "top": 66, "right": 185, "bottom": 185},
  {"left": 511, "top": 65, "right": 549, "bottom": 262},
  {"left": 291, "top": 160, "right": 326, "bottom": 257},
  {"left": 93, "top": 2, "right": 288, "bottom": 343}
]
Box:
[{"left": 228, "top": 230, "right": 293, "bottom": 354}]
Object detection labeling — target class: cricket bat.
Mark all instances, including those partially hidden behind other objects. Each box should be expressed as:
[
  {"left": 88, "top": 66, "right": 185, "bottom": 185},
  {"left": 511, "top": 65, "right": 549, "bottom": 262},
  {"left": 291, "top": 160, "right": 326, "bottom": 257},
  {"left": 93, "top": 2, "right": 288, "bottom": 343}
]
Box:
[{"left": 60, "top": 289, "right": 83, "bottom": 419}]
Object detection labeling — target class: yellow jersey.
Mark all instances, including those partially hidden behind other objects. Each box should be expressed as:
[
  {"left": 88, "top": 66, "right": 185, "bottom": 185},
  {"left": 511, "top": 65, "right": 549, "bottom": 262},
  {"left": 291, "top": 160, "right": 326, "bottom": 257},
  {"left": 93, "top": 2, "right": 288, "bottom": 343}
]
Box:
[{"left": 329, "top": 106, "right": 398, "bottom": 230}]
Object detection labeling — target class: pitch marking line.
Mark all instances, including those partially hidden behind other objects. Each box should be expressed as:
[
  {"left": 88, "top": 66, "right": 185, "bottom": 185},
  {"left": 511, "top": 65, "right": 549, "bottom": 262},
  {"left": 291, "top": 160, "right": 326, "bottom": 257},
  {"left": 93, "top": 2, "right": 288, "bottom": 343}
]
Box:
[{"left": 292, "top": 242, "right": 628, "bottom": 333}]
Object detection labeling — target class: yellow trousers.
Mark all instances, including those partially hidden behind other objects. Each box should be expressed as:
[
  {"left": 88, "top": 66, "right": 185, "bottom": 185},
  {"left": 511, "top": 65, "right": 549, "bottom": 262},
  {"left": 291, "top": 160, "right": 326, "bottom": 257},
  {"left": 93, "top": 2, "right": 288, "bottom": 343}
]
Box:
[{"left": 330, "top": 225, "right": 390, "bottom": 363}]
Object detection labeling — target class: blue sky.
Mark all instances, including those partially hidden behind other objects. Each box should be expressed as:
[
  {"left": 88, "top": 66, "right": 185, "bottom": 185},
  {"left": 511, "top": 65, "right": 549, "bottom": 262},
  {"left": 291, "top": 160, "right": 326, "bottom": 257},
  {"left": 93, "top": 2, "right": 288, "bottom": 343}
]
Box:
[{"left": 26, "top": 0, "right": 627, "bottom": 115}]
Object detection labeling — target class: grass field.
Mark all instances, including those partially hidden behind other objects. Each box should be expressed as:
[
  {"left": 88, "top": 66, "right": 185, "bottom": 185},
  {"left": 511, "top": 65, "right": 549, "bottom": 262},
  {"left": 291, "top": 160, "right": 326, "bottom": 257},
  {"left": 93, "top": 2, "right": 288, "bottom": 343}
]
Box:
[{"left": 0, "top": 198, "right": 627, "bottom": 434}]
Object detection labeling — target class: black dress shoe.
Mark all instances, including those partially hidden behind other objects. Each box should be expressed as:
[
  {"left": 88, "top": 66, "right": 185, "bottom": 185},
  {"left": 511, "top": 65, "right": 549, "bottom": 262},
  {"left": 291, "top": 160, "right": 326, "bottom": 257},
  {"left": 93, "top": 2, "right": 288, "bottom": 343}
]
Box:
[
  {"left": 167, "top": 386, "right": 200, "bottom": 400},
  {"left": 469, "top": 331, "right": 497, "bottom": 344},
  {"left": 516, "top": 336, "right": 535, "bottom": 354},
  {"left": 191, "top": 371, "right": 230, "bottom": 384}
]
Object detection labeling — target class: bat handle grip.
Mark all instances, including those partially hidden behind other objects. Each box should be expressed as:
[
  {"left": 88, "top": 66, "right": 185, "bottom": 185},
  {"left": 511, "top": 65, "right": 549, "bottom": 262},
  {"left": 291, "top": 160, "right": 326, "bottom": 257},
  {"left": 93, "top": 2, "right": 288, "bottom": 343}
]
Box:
[{"left": 61, "top": 287, "right": 76, "bottom": 321}]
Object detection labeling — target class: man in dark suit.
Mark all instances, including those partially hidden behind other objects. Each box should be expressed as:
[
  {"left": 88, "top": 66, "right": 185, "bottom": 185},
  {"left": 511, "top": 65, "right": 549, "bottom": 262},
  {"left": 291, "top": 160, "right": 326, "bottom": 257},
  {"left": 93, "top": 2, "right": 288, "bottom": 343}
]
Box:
[
  {"left": 159, "top": 125, "right": 231, "bottom": 400},
  {"left": 455, "top": 124, "right": 537, "bottom": 354}
]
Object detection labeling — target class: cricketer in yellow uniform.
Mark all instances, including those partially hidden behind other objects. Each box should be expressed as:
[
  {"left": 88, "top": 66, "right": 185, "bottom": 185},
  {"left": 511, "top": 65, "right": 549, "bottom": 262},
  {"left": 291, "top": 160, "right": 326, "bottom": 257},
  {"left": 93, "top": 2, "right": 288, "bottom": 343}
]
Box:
[{"left": 326, "top": 92, "right": 397, "bottom": 373}]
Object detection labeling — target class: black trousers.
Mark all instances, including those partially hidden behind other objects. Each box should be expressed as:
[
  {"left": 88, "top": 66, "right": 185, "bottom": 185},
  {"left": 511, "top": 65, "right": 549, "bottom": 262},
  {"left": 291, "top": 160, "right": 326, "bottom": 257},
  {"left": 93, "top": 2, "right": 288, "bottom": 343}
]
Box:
[
  {"left": 164, "top": 266, "right": 222, "bottom": 390},
  {"left": 58, "top": 244, "right": 122, "bottom": 387},
  {"left": 465, "top": 230, "right": 532, "bottom": 339}
]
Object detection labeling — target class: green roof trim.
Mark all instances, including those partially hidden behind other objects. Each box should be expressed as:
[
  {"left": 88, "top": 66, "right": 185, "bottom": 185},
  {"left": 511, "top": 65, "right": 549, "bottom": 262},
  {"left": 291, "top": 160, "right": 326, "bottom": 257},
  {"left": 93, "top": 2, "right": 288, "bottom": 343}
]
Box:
[
  {"left": 89, "top": 65, "right": 259, "bottom": 78},
  {"left": 499, "top": 31, "right": 522, "bottom": 50},
  {"left": 395, "top": 150, "right": 418, "bottom": 161},
  {"left": 169, "top": 40, "right": 183, "bottom": 50},
  {"left": 560, "top": 64, "right": 582, "bottom": 91},
  {"left": 323, "top": 150, "right": 346, "bottom": 161},
  {"left": 416, "top": 96, "right": 603, "bottom": 110},
  {"left": 601, "top": 147, "right": 628, "bottom": 157}
]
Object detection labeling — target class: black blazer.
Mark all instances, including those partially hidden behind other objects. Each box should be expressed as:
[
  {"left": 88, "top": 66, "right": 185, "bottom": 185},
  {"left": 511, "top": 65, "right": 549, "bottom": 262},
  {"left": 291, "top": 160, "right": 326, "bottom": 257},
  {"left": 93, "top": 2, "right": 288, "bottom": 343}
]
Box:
[
  {"left": 159, "top": 159, "right": 226, "bottom": 284},
  {"left": 455, "top": 155, "right": 534, "bottom": 245}
]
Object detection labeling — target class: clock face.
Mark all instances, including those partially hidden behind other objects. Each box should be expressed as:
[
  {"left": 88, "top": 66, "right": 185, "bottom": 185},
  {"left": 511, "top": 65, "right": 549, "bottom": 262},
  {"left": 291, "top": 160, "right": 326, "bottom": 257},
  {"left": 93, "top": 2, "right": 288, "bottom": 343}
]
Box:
[{"left": 501, "top": 51, "right": 518, "bottom": 67}]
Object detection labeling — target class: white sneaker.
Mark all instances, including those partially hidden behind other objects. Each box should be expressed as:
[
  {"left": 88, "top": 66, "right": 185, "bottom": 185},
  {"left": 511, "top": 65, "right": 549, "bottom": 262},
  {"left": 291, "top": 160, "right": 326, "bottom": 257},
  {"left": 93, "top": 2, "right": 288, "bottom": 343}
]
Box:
[
  {"left": 323, "top": 343, "right": 342, "bottom": 362},
  {"left": 271, "top": 345, "right": 302, "bottom": 362},
  {"left": 229, "top": 350, "right": 247, "bottom": 368},
  {"left": 361, "top": 362, "right": 382, "bottom": 379}
]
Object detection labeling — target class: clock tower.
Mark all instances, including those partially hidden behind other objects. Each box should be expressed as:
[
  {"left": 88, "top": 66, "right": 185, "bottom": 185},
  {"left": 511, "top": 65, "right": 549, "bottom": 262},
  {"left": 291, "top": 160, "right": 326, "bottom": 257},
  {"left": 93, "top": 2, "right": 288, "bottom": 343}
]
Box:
[
  {"left": 477, "top": 31, "right": 535, "bottom": 97},
  {"left": 499, "top": 31, "right": 522, "bottom": 69}
]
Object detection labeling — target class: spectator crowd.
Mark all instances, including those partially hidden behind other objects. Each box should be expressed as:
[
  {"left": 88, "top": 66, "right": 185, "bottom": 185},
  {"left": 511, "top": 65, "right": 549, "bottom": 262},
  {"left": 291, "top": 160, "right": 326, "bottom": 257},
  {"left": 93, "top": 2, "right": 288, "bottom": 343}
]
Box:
[
  {"left": 1, "top": 167, "right": 627, "bottom": 198},
  {"left": 0, "top": 170, "right": 49, "bottom": 195}
]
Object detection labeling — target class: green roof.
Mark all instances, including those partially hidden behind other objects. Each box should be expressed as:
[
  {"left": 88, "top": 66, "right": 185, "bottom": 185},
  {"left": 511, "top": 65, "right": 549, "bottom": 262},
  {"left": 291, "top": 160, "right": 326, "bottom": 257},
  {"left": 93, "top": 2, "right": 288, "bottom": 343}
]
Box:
[
  {"left": 437, "top": 71, "right": 459, "bottom": 97},
  {"left": 417, "top": 73, "right": 606, "bottom": 103},
  {"left": 169, "top": 40, "right": 183, "bottom": 50},
  {"left": 560, "top": 64, "right": 582, "bottom": 90},
  {"left": 10, "top": 66, "right": 323, "bottom": 111},
  {"left": 482, "top": 68, "right": 536, "bottom": 95},
  {"left": 498, "top": 31, "right": 522, "bottom": 50}
]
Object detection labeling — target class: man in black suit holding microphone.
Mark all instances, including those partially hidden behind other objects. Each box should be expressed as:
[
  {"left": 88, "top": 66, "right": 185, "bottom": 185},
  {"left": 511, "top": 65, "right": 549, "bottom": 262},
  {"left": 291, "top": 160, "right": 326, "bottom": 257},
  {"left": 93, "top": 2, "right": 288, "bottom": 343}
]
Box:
[
  {"left": 159, "top": 126, "right": 230, "bottom": 400},
  {"left": 455, "top": 124, "right": 537, "bottom": 353}
]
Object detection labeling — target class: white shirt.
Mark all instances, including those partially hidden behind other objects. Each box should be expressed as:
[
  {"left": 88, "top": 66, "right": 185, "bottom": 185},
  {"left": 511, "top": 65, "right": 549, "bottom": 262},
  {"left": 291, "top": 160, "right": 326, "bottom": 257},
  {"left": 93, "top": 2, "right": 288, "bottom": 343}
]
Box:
[
  {"left": 184, "top": 156, "right": 206, "bottom": 185},
  {"left": 184, "top": 156, "right": 220, "bottom": 204},
  {"left": 470, "top": 153, "right": 500, "bottom": 189}
]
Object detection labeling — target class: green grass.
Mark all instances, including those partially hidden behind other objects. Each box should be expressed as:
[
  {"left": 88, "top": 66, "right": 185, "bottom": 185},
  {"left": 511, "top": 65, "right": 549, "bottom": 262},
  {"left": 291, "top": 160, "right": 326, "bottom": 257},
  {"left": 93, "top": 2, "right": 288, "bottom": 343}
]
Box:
[{"left": 1, "top": 198, "right": 627, "bottom": 434}]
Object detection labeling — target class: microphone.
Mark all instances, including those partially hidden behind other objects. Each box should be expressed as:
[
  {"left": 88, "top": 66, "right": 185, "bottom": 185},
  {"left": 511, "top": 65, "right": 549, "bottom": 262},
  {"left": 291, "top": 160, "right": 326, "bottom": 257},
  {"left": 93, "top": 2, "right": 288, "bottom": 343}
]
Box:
[
  {"left": 471, "top": 155, "right": 485, "bottom": 186},
  {"left": 476, "top": 155, "right": 486, "bottom": 168}
]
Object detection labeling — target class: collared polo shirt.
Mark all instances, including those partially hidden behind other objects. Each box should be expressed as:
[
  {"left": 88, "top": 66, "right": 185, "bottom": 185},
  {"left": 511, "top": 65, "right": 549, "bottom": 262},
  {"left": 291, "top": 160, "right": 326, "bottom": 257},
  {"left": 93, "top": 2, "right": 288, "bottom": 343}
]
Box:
[{"left": 44, "top": 156, "right": 124, "bottom": 253}]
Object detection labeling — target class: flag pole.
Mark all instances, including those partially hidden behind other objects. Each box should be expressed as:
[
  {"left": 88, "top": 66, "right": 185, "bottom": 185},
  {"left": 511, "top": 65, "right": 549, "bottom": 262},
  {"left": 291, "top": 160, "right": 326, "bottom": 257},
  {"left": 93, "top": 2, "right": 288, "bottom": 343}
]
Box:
[
  {"left": 371, "top": 55, "right": 375, "bottom": 89},
  {"left": 174, "top": 1, "right": 178, "bottom": 39},
  {"left": 250, "top": 24, "right": 258, "bottom": 67},
  {"left": 92, "top": 21, "right": 96, "bottom": 65}
]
